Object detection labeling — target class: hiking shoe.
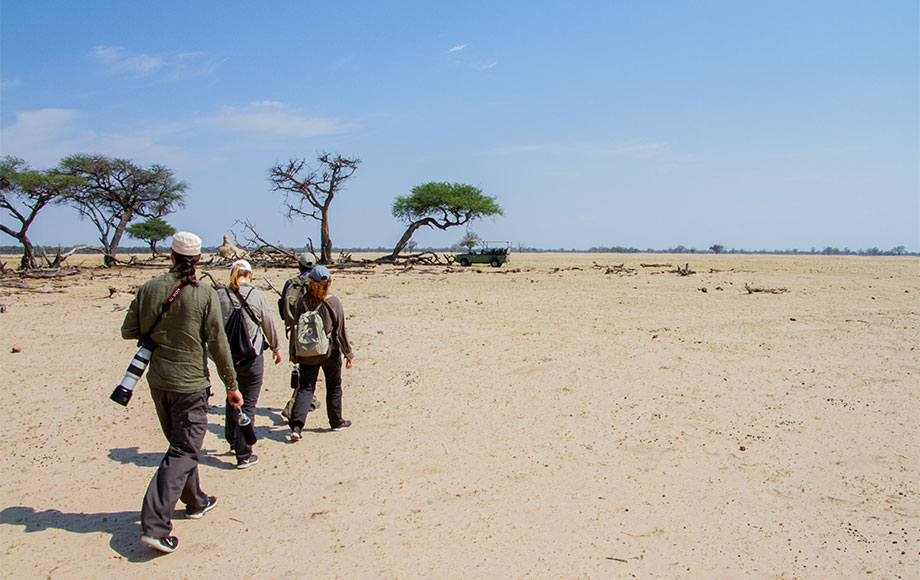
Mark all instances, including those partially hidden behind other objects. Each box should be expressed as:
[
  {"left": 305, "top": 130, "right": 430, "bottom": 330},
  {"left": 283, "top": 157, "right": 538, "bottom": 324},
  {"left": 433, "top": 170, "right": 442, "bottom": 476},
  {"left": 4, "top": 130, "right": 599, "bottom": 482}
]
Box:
[
  {"left": 290, "top": 430, "right": 303, "bottom": 442},
  {"left": 331, "top": 420, "right": 352, "bottom": 431},
  {"left": 236, "top": 455, "right": 259, "bottom": 469},
  {"left": 186, "top": 496, "right": 218, "bottom": 519},
  {"left": 141, "top": 535, "right": 179, "bottom": 553}
]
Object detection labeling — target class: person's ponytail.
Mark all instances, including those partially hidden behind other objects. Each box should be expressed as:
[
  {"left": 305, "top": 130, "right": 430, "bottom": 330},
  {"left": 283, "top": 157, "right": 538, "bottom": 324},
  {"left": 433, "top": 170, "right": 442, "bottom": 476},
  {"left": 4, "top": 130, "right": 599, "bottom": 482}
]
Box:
[
  {"left": 171, "top": 252, "right": 200, "bottom": 286},
  {"left": 228, "top": 264, "right": 247, "bottom": 291}
]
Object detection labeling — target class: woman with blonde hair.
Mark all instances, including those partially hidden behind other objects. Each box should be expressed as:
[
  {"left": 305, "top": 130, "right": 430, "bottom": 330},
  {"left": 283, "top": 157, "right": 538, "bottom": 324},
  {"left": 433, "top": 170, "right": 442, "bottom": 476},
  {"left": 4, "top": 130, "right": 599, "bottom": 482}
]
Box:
[
  {"left": 288, "top": 265, "right": 354, "bottom": 441},
  {"left": 218, "top": 259, "right": 283, "bottom": 468}
]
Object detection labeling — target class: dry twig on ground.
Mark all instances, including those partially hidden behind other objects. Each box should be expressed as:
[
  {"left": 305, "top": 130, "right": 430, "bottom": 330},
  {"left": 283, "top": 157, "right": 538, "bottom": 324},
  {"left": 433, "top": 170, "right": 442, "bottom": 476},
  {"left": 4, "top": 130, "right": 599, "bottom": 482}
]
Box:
[
  {"left": 592, "top": 262, "right": 637, "bottom": 276},
  {"left": 744, "top": 283, "right": 789, "bottom": 294}
]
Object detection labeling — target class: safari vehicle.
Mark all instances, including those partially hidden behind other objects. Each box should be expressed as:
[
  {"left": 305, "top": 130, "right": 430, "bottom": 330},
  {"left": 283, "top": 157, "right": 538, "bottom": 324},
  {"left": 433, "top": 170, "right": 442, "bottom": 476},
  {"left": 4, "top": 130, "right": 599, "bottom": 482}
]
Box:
[{"left": 455, "top": 241, "right": 511, "bottom": 267}]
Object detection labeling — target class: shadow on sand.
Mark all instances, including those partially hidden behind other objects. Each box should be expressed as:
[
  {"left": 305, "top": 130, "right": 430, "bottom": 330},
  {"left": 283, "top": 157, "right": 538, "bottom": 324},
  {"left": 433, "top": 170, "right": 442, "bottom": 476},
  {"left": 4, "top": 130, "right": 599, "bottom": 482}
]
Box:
[
  {"left": 109, "top": 445, "right": 237, "bottom": 470},
  {"left": 1, "top": 506, "right": 162, "bottom": 562}
]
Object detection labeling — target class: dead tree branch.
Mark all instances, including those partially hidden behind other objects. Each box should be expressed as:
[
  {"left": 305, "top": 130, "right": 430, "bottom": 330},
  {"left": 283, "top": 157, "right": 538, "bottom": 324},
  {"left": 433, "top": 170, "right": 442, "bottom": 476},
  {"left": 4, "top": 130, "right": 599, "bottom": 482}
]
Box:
[
  {"left": 37, "top": 245, "right": 96, "bottom": 268},
  {"left": 675, "top": 263, "right": 695, "bottom": 276}
]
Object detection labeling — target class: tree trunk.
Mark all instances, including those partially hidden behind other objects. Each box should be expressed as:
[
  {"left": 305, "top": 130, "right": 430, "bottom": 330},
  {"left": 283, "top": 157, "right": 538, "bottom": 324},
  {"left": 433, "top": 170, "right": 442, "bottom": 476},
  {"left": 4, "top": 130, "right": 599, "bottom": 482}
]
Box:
[
  {"left": 320, "top": 212, "right": 332, "bottom": 264},
  {"left": 389, "top": 222, "right": 425, "bottom": 260},
  {"left": 19, "top": 237, "right": 35, "bottom": 270},
  {"left": 105, "top": 212, "right": 132, "bottom": 266}
]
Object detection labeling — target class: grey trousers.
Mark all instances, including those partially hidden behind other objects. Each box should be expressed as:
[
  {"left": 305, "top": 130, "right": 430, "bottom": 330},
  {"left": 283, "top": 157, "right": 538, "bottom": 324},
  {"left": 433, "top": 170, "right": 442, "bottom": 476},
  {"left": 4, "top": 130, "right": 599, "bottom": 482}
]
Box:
[
  {"left": 225, "top": 354, "right": 263, "bottom": 461},
  {"left": 141, "top": 387, "right": 210, "bottom": 538}
]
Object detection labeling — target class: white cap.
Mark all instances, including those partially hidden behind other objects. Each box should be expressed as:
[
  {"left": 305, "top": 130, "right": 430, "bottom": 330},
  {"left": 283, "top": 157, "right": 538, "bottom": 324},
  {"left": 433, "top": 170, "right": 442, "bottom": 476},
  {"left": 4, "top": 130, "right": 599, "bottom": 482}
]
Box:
[
  {"left": 231, "top": 259, "right": 252, "bottom": 272},
  {"left": 171, "top": 231, "right": 202, "bottom": 256},
  {"left": 298, "top": 252, "right": 317, "bottom": 268}
]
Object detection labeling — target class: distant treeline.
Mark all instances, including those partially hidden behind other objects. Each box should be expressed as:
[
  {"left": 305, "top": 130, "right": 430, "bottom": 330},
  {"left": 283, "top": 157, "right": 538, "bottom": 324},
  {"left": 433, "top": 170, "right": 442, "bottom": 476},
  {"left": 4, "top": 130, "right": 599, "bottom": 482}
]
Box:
[{"left": 1, "top": 244, "right": 916, "bottom": 257}]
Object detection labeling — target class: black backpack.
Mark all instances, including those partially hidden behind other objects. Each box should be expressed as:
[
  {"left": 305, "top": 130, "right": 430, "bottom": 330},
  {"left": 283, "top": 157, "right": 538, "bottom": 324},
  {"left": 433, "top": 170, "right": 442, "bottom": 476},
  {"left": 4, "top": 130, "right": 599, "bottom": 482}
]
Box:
[{"left": 223, "top": 288, "right": 258, "bottom": 365}]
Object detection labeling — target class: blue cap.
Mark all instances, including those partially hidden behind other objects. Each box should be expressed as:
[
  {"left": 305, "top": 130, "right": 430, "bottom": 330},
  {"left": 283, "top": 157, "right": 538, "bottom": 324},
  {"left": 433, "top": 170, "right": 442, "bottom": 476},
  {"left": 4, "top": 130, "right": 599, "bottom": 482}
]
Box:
[{"left": 308, "top": 265, "right": 330, "bottom": 282}]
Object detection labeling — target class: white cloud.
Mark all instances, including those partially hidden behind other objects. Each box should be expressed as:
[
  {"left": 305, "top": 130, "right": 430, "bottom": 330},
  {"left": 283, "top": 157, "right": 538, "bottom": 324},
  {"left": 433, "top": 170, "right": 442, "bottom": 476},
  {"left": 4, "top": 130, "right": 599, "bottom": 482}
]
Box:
[
  {"left": 478, "top": 61, "right": 498, "bottom": 71},
  {"left": 93, "top": 46, "right": 165, "bottom": 78},
  {"left": 489, "top": 145, "right": 557, "bottom": 154},
  {"left": 1, "top": 79, "right": 22, "bottom": 90},
  {"left": 488, "top": 142, "right": 676, "bottom": 161},
  {"left": 203, "top": 101, "right": 357, "bottom": 138},
  {"left": 600, "top": 143, "right": 667, "bottom": 158},
  {"left": 0, "top": 101, "right": 357, "bottom": 168},
  {"left": 1, "top": 108, "right": 188, "bottom": 167},
  {"left": 448, "top": 44, "right": 466, "bottom": 53},
  {"left": 91, "top": 45, "right": 224, "bottom": 80},
  {"left": 0, "top": 109, "right": 81, "bottom": 165}
]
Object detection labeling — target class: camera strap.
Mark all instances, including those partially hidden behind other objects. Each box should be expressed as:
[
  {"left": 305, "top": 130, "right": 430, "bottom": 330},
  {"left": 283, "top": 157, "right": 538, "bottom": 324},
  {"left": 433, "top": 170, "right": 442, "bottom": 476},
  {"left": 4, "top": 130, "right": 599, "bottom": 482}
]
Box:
[{"left": 140, "top": 281, "right": 189, "bottom": 342}]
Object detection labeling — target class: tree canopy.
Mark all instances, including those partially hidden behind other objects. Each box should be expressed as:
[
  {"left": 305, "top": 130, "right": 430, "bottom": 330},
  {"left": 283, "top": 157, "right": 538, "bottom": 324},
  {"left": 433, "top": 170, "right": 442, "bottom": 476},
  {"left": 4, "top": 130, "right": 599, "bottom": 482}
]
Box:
[
  {"left": 126, "top": 217, "right": 176, "bottom": 257},
  {"left": 1, "top": 156, "right": 83, "bottom": 269},
  {"left": 386, "top": 182, "right": 502, "bottom": 259},
  {"left": 61, "top": 154, "right": 186, "bottom": 266}
]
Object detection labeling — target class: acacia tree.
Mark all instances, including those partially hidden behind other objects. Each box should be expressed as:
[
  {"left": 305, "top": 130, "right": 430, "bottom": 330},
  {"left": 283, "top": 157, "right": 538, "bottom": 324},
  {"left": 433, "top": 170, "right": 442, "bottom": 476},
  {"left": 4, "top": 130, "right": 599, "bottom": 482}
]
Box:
[
  {"left": 61, "top": 154, "right": 186, "bottom": 266},
  {"left": 387, "top": 182, "right": 502, "bottom": 260},
  {"left": 0, "top": 156, "right": 83, "bottom": 269},
  {"left": 269, "top": 153, "right": 360, "bottom": 264},
  {"left": 452, "top": 230, "right": 482, "bottom": 252},
  {"left": 126, "top": 217, "right": 175, "bottom": 257}
]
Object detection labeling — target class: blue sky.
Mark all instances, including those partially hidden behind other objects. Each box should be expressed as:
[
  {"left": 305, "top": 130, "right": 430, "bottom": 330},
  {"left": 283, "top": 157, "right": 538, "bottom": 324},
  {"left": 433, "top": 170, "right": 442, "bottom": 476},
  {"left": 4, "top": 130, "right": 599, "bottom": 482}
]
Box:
[{"left": 2, "top": 1, "right": 917, "bottom": 252}]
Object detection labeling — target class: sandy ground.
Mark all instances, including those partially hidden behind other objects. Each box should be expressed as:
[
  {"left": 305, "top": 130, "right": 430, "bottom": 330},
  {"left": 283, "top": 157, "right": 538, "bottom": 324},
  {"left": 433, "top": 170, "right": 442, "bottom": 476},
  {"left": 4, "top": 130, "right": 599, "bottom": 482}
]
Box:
[{"left": 0, "top": 252, "right": 917, "bottom": 579}]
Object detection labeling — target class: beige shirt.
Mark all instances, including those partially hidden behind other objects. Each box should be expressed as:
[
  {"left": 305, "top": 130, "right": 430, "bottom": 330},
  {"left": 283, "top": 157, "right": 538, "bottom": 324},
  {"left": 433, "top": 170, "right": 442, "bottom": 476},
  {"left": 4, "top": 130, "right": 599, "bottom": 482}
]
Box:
[{"left": 217, "top": 281, "right": 283, "bottom": 355}]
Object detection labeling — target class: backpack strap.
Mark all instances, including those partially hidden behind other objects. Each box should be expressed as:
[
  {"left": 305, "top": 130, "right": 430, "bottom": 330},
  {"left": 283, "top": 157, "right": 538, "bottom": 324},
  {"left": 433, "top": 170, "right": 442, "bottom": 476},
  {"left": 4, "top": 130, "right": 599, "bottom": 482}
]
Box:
[
  {"left": 319, "top": 298, "right": 340, "bottom": 351},
  {"left": 233, "top": 287, "right": 260, "bottom": 325}
]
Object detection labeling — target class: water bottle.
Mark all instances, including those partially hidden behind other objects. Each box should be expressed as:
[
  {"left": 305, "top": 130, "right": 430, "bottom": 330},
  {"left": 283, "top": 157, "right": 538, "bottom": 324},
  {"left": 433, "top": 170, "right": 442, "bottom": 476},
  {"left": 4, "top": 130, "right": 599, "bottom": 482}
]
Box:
[
  {"left": 290, "top": 365, "right": 299, "bottom": 389},
  {"left": 238, "top": 410, "right": 257, "bottom": 445}
]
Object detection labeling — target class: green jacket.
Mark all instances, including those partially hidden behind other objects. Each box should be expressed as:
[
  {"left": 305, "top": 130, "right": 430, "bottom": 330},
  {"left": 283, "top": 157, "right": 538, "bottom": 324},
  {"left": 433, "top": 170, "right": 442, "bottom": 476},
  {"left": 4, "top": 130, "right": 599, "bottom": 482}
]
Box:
[{"left": 121, "top": 269, "right": 238, "bottom": 394}]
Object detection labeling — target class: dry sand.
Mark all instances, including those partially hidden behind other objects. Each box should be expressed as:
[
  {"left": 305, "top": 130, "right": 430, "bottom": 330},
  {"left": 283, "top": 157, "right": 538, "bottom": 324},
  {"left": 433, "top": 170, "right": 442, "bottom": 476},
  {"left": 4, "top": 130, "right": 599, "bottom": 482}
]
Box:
[{"left": 1, "top": 253, "right": 917, "bottom": 579}]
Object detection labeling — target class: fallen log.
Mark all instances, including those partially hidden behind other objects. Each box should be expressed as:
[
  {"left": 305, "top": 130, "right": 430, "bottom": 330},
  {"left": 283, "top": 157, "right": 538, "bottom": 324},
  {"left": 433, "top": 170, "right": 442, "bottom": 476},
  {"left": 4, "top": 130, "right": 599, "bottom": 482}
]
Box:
[
  {"left": 744, "top": 283, "right": 789, "bottom": 294},
  {"left": 0, "top": 280, "right": 65, "bottom": 293},
  {"left": 20, "top": 267, "right": 81, "bottom": 279}
]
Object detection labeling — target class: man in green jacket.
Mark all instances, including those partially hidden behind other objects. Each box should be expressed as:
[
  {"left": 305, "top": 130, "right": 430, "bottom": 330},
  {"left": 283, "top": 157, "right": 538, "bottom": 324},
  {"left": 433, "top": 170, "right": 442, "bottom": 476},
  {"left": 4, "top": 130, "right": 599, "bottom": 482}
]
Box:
[{"left": 121, "top": 231, "right": 242, "bottom": 554}]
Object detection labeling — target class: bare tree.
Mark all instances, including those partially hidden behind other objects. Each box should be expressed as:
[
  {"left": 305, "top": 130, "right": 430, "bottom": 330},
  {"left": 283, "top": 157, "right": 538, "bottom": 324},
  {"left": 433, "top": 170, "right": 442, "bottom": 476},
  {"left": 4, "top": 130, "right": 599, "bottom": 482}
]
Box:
[{"left": 269, "top": 153, "right": 360, "bottom": 264}]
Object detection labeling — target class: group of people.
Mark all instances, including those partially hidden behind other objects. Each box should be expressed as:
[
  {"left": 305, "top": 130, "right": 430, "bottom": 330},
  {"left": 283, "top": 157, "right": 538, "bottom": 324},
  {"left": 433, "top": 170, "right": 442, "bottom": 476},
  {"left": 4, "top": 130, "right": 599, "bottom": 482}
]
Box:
[{"left": 120, "top": 231, "right": 355, "bottom": 553}]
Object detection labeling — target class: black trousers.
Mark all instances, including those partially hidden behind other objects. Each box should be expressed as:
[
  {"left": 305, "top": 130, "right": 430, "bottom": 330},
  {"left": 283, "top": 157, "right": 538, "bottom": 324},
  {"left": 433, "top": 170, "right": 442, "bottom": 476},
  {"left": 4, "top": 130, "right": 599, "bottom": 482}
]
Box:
[
  {"left": 141, "top": 387, "right": 210, "bottom": 538},
  {"left": 289, "top": 351, "right": 344, "bottom": 430},
  {"left": 225, "top": 354, "right": 264, "bottom": 461}
]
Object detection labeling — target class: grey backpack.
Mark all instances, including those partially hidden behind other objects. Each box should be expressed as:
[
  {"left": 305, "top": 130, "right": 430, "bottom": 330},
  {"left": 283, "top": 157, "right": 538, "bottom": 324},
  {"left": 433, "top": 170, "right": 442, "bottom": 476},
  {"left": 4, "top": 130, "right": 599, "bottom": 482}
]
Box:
[{"left": 294, "top": 302, "right": 331, "bottom": 358}]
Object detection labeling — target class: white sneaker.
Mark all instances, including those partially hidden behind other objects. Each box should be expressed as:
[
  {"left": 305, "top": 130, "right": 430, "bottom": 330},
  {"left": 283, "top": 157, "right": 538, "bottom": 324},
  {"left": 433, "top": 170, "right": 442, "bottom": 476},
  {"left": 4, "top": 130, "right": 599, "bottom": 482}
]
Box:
[{"left": 141, "top": 535, "right": 179, "bottom": 553}]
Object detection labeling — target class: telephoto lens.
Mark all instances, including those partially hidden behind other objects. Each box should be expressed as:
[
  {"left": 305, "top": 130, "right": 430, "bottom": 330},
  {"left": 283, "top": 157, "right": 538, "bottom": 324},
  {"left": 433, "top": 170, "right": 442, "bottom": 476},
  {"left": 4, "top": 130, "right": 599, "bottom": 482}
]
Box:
[
  {"left": 238, "top": 411, "right": 257, "bottom": 445},
  {"left": 111, "top": 343, "right": 154, "bottom": 406}
]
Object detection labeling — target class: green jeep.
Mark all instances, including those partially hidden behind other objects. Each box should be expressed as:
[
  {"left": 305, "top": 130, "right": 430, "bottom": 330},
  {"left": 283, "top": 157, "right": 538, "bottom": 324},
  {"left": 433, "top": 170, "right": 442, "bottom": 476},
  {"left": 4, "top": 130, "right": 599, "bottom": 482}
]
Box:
[{"left": 456, "top": 241, "right": 511, "bottom": 267}]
